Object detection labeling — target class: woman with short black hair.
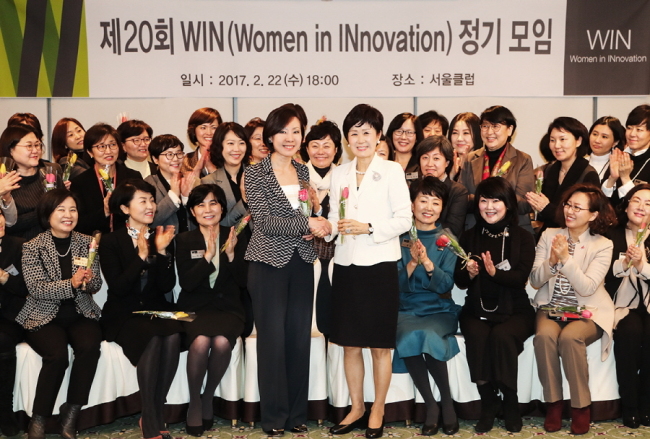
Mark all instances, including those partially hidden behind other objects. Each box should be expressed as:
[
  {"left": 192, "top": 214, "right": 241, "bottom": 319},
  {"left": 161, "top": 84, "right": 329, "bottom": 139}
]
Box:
[{"left": 117, "top": 120, "right": 156, "bottom": 179}]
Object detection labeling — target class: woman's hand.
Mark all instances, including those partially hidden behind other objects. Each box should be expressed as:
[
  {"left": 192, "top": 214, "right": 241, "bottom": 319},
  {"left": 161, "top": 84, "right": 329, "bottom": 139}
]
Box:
[
  {"left": 309, "top": 216, "right": 331, "bottom": 238},
  {"left": 155, "top": 225, "right": 175, "bottom": 254},
  {"left": 467, "top": 259, "right": 479, "bottom": 280},
  {"left": 137, "top": 226, "right": 149, "bottom": 260},
  {"left": 619, "top": 151, "right": 633, "bottom": 184},
  {"left": 409, "top": 239, "right": 421, "bottom": 265},
  {"left": 103, "top": 192, "right": 112, "bottom": 217},
  {"left": 0, "top": 171, "right": 21, "bottom": 199},
  {"left": 625, "top": 243, "right": 644, "bottom": 271},
  {"left": 0, "top": 268, "right": 9, "bottom": 285},
  {"left": 525, "top": 191, "right": 549, "bottom": 212},
  {"left": 71, "top": 268, "right": 91, "bottom": 289},
  {"left": 551, "top": 234, "right": 570, "bottom": 265},
  {"left": 225, "top": 226, "right": 237, "bottom": 262},
  {"left": 204, "top": 226, "right": 217, "bottom": 262},
  {"left": 309, "top": 187, "right": 320, "bottom": 215},
  {"left": 481, "top": 251, "right": 496, "bottom": 276},
  {"left": 449, "top": 150, "right": 463, "bottom": 180},
  {"left": 170, "top": 171, "right": 182, "bottom": 197},
  {"left": 338, "top": 219, "right": 371, "bottom": 235}
]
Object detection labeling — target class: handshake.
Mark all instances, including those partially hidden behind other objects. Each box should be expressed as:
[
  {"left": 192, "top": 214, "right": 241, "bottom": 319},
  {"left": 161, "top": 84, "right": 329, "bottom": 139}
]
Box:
[{"left": 307, "top": 217, "right": 332, "bottom": 239}]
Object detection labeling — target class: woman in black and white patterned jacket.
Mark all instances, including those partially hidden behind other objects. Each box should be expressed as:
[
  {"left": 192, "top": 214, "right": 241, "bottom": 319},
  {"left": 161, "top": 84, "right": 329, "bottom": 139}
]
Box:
[{"left": 16, "top": 189, "right": 102, "bottom": 439}]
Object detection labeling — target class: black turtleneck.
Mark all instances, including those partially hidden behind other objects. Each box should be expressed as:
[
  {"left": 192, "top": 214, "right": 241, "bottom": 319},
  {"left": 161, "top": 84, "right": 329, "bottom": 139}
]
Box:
[
  {"left": 313, "top": 165, "right": 331, "bottom": 179},
  {"left": 486, "top": 144, "right": 507, "bottom": 172}
]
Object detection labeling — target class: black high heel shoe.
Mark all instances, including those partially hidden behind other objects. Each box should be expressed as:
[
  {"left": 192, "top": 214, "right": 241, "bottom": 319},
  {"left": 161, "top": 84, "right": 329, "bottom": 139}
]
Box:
[
  {"left": 330, "top": 412, "right": 369, "bottom": 435},
  {"left": 365, "top": 422, "right": 384, "bottom": 439},
  {"left": 185, "top": 424, "right": 204, "bottom": 437}
]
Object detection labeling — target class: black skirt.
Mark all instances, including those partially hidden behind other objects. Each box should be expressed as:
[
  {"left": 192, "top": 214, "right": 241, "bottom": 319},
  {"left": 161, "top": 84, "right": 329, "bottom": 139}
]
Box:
[
  {"left": 111, "top": 315, "right": 184, "bottom": 366},
  {"left": 330, "top": 262, "right": 399, "bottom": 349},
  {"left": 182, "top": 308, "right": 244, "bottom": 349}
]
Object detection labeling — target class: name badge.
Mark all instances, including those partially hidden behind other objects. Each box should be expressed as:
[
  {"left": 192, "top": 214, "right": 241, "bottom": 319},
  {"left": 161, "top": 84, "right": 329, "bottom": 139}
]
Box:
[
  {"left": 620, "top": 252, "right": 628, "bottom": 261},
  {"left": 634, "top": 179, "right": 648, "bottom": 186},
  {"left": 495, "top": 259, "right": 511, "bottom": 271},
  {"left": 73, "top": 257, "right": 88, "bottom": 267},
  {"left": 405, "top": 172, "right": 419, "bottom": 181},
  {"left": 401, "top": 239, "right": 413, "bottom": 248},
  {"left": 191, "top": 250, "right": 205, "bottom": 259},
  {"left": 4, "top": 265, "right": 18, "bottom": 276}
]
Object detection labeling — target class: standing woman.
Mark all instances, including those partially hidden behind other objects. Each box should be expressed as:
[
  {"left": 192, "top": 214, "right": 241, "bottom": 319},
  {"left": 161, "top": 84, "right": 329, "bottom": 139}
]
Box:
[
  {"left": 244, "top": 105, "right": 329, "bottom": 435},
  {"left": 604, "top": 184, "right": 650, "bottom": 428},
  {"left": 588, "top": 116, "right": 626, "bottom": 183},
  {"left": 99, "top": 179, "right": 181, "bottom": 439},
  {"left": 526, "top": 117, "right": 600, "bottom": 234},
  {"left": 176, "top": 184, "right": 246, "bottom": 436},
  {"left": 17, "top": 189, "right": 102, "bottom": 439},
  {"left": 201, "top": 122, "right": 251, "bottom": 227},
  {"left": 69, "top": 123, "right": 141, "bottom": 235},
  {"left": 530, "top": 184, "right": 616, "bottom": 435},
  {"left": 326, "top": 104, "right": 412, "bottom": 438},
  {"left": 181, "top": 108, "right": 222, "bottom": 177},
  {"left": 460, "top": 106, "right": 535, "bottom": 233},
  {"left": 455, "top": 177, "right": 536, "bottom": 433},
  {"left": 117, "top": 120, "right": 156, "bottom": 179},
  {"left": 392, "top": 177, "right": 461, "bottom": 436},
  {"left": 447, "top": 112, "right": 482, "bottom": 181},
  {"left": 51, "top": 118, "right": 91, "bottom": 181},
  {"left": 245, "top": 117, "right": 267, "bottom": 165},
  {"left": 386, "top": 113, "right": 423, "bottom": 184}
]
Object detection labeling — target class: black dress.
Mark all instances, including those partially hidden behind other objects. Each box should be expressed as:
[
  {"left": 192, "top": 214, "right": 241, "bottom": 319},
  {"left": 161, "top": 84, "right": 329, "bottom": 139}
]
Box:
[
  {"left": 175, "top": 227, "right": 246, "bottom": 348},
  {"left": 0, "top": 236, "right": 26, "bottom": 349},
  {"left": 99, "top": 228, "right": 182, "bottom": 365}
]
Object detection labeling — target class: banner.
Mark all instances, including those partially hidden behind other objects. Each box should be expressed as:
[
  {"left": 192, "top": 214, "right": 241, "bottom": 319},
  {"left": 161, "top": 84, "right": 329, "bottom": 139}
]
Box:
[{"left": 1, "top": 0, "right": 649, "bottom": 98}]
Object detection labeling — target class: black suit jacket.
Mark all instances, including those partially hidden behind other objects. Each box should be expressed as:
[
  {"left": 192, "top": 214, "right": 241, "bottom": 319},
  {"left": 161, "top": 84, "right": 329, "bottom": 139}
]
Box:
[
  {"left": 440, "top": 177, "right": 468, "bottom": 238},
  {"left": 69, "top": 164, "right": 142, "bottom": 235},
  {"left": 99, "top": 227, "right": 176, "bottom": 341},
  {"left": 175, "top": 227, "right": 246, "bottom": 321},
  {"left": 0, "top": 235, "right": 27, "bottom": 321}
]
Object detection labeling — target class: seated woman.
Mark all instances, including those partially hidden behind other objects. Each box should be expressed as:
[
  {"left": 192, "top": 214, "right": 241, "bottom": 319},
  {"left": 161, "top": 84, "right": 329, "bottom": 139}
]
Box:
[
  {"left": 415, "top": 135, "right": 468, "bottom": 237},
  {"left": 16, "top": 189, "right": 102, "bottom": 439},
  {"left": 201, "top": 122, "right": 250, "bottom": 227},
  {"left": 176, "top": 184, "right": 246, "bottom": 436},
  {"left": 530, "top": 184, "right": 616, "bottom": 435},
  {"left": 99, "top": 179, "right": 181, "bottom": 439},
  {"left": 455, "top": 177, "right": 536, "bottom": 433},
  {"left": 0, "top": 209, "right": 27, "bottom": 436},
  {"left": 526, "top": 117, "right": 600, "bottom": 235},
  {"left": 392, "top": 177, "right": 461, "bottom": 436},
  {"left": 145, "top": 134, "right": 193, "bottom": 233},
  {"left": 117, "top": 120, "right": 157, "bottom": 179},
  {"left": 604, "top": 184, "right": 650, "bottom": 428}
]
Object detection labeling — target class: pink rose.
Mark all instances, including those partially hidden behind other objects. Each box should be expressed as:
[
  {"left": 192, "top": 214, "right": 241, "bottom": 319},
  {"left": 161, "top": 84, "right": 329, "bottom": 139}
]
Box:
[
  {"left": 298, "top": 188, "right": 309, "bottom": 202},
  {"left": 46, "top": 173, "right": 56, "bottom": 183},
  {"left": 436, "top": 235, "right": 451, "bottom": 248},
  {"left": 581, "top": 310, "right": 593, "bottom": 319},
  {"left": 342, "top": 187, "right": 349, "bottom": 199}
]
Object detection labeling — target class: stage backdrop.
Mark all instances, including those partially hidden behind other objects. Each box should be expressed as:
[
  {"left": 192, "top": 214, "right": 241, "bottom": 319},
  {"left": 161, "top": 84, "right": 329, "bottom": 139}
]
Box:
[{"left": 1, "top": 0, "right": 649, "bottom": 98}]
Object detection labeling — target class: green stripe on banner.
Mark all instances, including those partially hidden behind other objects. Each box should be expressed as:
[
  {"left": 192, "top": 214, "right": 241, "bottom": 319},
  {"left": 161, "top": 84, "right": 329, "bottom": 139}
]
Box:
[
  {"left": 0, "top": 0, "right": 24, "bottom": 95},
  {"left": 42, "top": 0, "right": 60, "bottom": 92},
  {"left": 50, "top": 0, "right": 62, "bottom": 33},
  {"left": 0, "top": 15, "right": 15, "bottom": 96},
  {"left": 72, "top": 0, "right": 89, "bottom": 97},
  {"left": 36, "top": 52, "right": 51, "bottom": 96}
]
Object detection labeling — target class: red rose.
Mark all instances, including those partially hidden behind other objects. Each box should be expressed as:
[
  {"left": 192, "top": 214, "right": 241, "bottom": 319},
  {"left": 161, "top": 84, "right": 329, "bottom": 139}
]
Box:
[
  {"left": 436, "top": 235, "right": 451, "bottom": 248},
  {"left": 298, "top": 188, "right": 309, "bottom": 202}
]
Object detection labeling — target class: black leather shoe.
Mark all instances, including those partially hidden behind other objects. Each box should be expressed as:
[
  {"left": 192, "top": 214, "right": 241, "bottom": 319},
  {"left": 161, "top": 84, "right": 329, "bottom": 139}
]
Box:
[
  {"left": 640, "top": 413, "right": 650, "bottom": 427},
  {"left": 60, "top": 403, "right": 82, "bottom": 439},
  {"left": 442, "top": 419, "right": 459, "bottom": 435},
  {"left": 365, "top": 424, "right": 384, "bottom": 439},
  {"left": 330, "top": 413, "right": 368, "bottom": 435},
  {"left": 290, "top": 424, "right": 308, "bottom": 433},
  {"left": 27, "top": 414, "right": 46, "bottom": 439},
  {"left": 263, "top": 428, "right": 285, "bottom": 437},
  {"left": 185, "top": 424, "right": 204, "bottom": 437},
  {"left": 421, "top": 423, "right": 438, "bottom": 436},
  {"left": 202, "top": 418, "right": 214, "bottom": 430},
  {"left": 623, "top": 415, "right": 640, "bottom": 429}
]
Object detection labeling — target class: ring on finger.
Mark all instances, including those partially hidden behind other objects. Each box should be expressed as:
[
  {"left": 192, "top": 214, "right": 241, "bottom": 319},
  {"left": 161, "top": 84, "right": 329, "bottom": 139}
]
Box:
[{"left": 345, "top": 228, "right": 351, "bottom": 234}]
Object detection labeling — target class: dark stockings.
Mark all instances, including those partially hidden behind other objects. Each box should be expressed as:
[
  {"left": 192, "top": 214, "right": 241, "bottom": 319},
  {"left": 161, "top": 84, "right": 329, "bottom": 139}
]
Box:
[
  {"left": 137, "top": 334, "right": 181, "bottom": 439},
  {"left": 404, "top": 354, "right": 456, "bottom": 426},
  {"left": 186, "top": 336, "right": 232, "bottom": 427}
]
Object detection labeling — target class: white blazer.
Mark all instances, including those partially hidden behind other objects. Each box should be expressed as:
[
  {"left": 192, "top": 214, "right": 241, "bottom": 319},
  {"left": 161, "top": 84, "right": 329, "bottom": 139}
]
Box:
[
  {"left": 530, "top": 227, "right": 615, "bottom": 360},
  {"left": 326, "top": 154, "right": 412, "bottom": 266}
]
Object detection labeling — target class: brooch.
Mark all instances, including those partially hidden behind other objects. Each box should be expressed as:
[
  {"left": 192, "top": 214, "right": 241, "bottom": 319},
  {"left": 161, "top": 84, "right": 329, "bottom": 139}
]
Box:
[{"left": 372, "top": 171, "right": 381, "bottom": 181}]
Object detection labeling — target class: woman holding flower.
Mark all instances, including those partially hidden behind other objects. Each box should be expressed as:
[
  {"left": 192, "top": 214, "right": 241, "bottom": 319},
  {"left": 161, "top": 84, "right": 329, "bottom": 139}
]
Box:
[
  {"left": 459, "top": 106, "right": 534, "bottom": 233},
  {"left": 455, "top": 177, "right": 536, "bottom": 433},
  {"left": 326, "top": 104, "right": 411, "bottom": 438},
  {"left": 530, "top": 183, "right": 616, "bottom": 435},
  {"left": 393, "top": 177, "right": 461, "bottom": 436},
  {"left": 604, "top": 184, "right": 650, "bottom": 428},
  {"left": 51, "top": 118, "right": 91, "bottom": 182}
]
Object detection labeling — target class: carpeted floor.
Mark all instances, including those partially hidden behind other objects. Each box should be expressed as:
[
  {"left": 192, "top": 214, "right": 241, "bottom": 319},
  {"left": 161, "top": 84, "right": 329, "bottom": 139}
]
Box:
[{"left": 49, "top": 415, "right": 650, "bottom": 439}]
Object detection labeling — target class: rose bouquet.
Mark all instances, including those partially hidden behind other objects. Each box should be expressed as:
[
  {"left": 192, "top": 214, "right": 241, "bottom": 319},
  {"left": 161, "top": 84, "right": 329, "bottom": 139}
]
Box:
[
  {"left": 435, "top": 228, "right": 475, "bottom": 268},
  {"left": 220, "top": 213, "right": 252, "bottom": 253},
  {"left": 40, "top": 168, "right": 57, "bottom": 192},
  {"left": 539, "top": 305, "right": 595, "bottom": 321},
  {"left": 133, "top": 310, "right": 197, "bottom": 322},
  {"left": 339, "top": 186, "right": 349, "bottom": 244}
]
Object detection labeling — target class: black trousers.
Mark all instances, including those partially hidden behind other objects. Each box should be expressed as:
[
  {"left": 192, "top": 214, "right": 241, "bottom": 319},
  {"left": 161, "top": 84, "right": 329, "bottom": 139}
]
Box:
[
  {"left": 25, "top": 315, "right": 102, "bottom": 417},
  {"left": 248, "top": 251, "right": 314, "bottom": 431},
  {"left": 459, "top": 306, "right": 535, "bottom": 390},
  {"left": 614, "top": 306, "right": 650, "bottom": 413}
]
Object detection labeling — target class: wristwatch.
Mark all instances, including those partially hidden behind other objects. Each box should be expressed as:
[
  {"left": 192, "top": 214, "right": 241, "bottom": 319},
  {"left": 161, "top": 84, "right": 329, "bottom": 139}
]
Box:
[{"left": 368, "top": 223, "right": 374, "bottom": 235}]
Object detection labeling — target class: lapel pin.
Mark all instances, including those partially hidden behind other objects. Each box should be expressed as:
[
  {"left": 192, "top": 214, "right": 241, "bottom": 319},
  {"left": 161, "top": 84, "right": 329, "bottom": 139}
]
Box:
[{"left": 372, "top": 171, "right": 381, "bottom": 181}]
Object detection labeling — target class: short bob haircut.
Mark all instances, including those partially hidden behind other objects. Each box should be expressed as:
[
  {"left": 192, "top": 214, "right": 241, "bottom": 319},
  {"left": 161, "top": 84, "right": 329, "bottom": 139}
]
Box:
[
  {"left": 209, "top": 122, "right": 251, "bottom": 169},
  {"left": 547, "top": 117, "right": 590, "bottom": 158},
  {"left": 342, "top": 104, "right": 383, "bottom": 139},
  {"left": 244, "top": 117, "right": 265, "bottom": 140},
  {"left": 386, "top": 113, "right": 424, "bottom": 156},
  {"left": 415, "top": 135, "right": 454, "bottom": 176},
  {"left": 36, "top": 188, "right": 80, "bottom": 231},
  {"left": 263, "top": 105, "right": 305, "bottom": 152},
  {"left": 186, "top": 184, "right": 228, "bottom": 225},
  {"left": 117, "top": 120, "right": 153, "bottom": 142},
  {"left": 418, "top": 110, "right": 449, "bottom": 137},
  {"left": 51, "top": 117, "right": 85, "bottom": 163},
  {"left": 409, "top": 175, "right": 448, "bottom": 207},
  {"left": 474, "top": 177, "right": 519, "bottom": 226},
  {"left": 7, "top": 112, "right": 43, "bottom": 140},
  {"left": 299, "top": 120, "right": 343, "bottom": 163},
  {"left": 187, "top": 108, "right": 223, "bottom": 147},
  {"left": 554, "top": 183, "right": 616, "bottom": 235},
  {"left": 615, "top": 183, "right": 650, "bottom": 226},
  {"left": 109, "top": 178, "right": 156, "bottom": 217},
  {"left": 0, "top": 124, "right": 39, "bottom": 157},
  {"left": 626, "top": 105, "right": 650, "bottom": 130},
  {"left": 480, "top": 106, "right": 517, "bottom": 143},
  {"left": 83, "top": 123, "right": 122, "bottom": 153},
  {"left": 588, "top": 116, "right": 626, "bottom": 154},
  {"left": 447, "top": 112, "right": 483, "bottom": 151},
  {"left": 149, "top": 134, "right": 185, "bottom": 159}
]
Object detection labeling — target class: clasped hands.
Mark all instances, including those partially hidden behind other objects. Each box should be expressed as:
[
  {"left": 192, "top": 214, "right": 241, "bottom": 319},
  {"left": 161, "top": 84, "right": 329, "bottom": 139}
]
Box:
[
  {"left": 466, "top": 251, "right": 497, "bottom": 280},
  {"left": 623, "top": 243, "right": 645, "bottom": 271},
  {"left": 71, "top": 267, "right": 93, "bottom": 289},
  {"left": 548, "top": 234, "right": 570, "bottom": 267}
]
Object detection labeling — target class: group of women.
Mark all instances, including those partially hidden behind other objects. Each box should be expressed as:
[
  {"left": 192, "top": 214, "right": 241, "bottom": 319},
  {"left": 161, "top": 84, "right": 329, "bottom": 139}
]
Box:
[{"left": 0, "top": 102, "right": 648, "bottom": 439}]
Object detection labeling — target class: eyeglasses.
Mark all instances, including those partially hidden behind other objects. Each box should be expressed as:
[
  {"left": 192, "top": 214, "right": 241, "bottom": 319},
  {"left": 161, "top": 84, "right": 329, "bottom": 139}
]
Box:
[
  {"left": 160, "top": 152, "right": 185, "bottom": 160},
  {"left": 15, "top": 142, "right": 43, "bottom": 151},
  {"left": 126, "top": 137, "right": 151, "bottom": 146},
  {"left": 394, "top": 129, "right": 416, "bottom": 138},
  {"left": 93, "top": 142, "right": 119, "bottom": 152},
  {"left": 480, "top": 123, "right": 505, "bottom": 132},
  {"left": 563, "top": 202, "right": 589, "bottom": 213}
]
